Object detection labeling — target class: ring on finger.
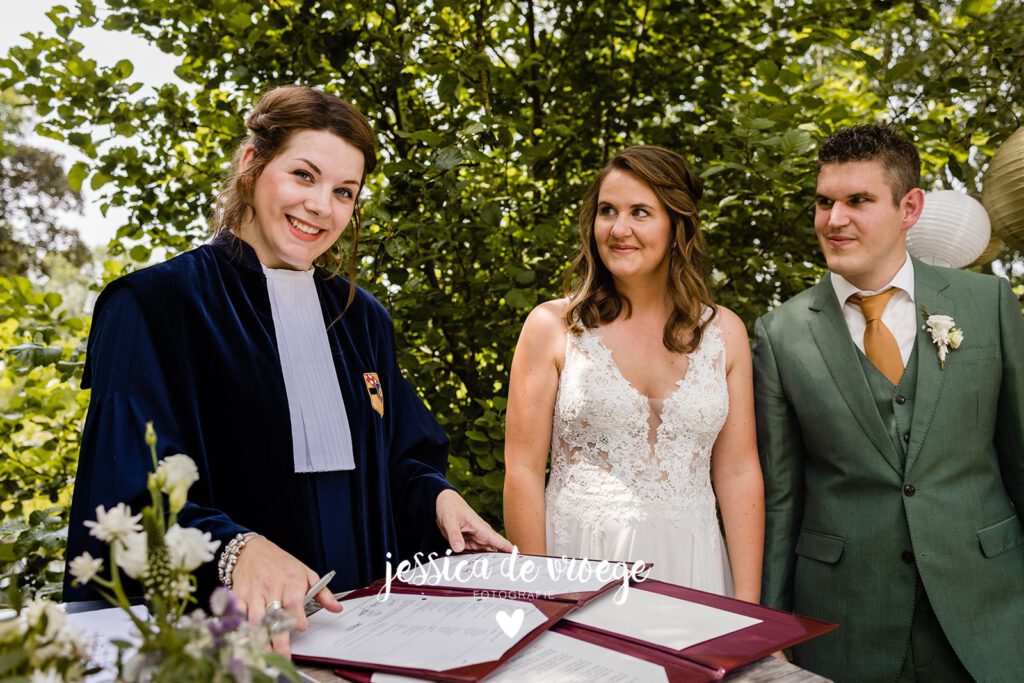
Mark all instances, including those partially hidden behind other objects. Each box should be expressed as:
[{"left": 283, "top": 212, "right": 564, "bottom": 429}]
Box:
[{"left": 266, "top": 600, "right": 283, "bottom": 611}]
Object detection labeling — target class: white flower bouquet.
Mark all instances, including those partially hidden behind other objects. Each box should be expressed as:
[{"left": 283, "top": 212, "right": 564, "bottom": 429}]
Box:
[{"left": 2, "top": 423, "right": 299, "bottom": 682}]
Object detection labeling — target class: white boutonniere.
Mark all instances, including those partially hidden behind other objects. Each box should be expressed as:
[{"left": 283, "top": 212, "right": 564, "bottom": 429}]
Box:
[{"left": 922, "top": 310, "right": 963, "bottom": 369}]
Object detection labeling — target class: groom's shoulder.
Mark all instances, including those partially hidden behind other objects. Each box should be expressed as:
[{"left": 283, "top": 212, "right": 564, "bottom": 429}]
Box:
[
  {"left": 757, "top": 279, "right": 827, "bottom": 332},
  {"left": 917, "top": 260, "right": 1007, "bottom": 301}
]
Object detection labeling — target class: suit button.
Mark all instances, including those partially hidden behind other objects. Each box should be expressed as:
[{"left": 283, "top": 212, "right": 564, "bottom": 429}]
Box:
[
  {"left": 903, "top": 432, "right": 910, "bottom": 443},
  {"left": 903, "top": 484, "right": 916, "bottom": 497},
  {"left": 901, "top": 551, "right": 914, "bottom": 564},
  {"left": 894, "top": 394, "right": 907, "bottom": 405}
]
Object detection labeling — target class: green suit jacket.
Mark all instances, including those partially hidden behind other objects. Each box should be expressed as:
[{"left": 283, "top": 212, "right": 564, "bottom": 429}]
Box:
[{"left": 753, "top": 259, "right": 1024, "bottom": 682}]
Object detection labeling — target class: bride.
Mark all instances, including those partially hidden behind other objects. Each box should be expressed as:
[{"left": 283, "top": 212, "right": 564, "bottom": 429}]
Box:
[{"left": 503, "top": 146, "right": 764, "bottom": 601}]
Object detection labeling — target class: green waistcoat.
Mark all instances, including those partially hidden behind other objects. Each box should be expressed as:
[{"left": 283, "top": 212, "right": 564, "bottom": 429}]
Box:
[{"left": 857, "top": 345, "right": 918, "bottom": 469}]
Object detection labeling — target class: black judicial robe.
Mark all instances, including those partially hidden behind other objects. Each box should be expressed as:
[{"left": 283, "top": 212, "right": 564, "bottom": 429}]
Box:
[{"left": 63, "top": 235, "right": 453, "bottom": 603}]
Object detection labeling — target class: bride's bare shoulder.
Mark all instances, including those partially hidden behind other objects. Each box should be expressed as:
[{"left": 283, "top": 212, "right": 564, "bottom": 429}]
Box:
[
  {"left": 516, "top": 298, "right": 571, "bottom": 361},
  {"left": 529, "top": 298, "right": 571, "bottom": 328}
]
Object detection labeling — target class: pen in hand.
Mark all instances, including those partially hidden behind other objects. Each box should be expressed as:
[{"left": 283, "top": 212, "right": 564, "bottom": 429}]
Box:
[{"left": 303, "top": 570, "right": 336, "bottom": 609}]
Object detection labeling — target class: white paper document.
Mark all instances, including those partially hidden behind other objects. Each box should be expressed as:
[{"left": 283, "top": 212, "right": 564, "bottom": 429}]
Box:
[
  {"left": 370, "top": 630, "right": 668, "bottom": 683},
  {"left": 291, "top": 593, "right": 547, "bottom": 671},
  {"left": 565, "top": 587, "right": 761, "bottom": 650},
  {"left": 402, "top": 551, "right": 638, "bottom": 597},
  {"left": 65, "top": 604, "right": 149, "bottom": 682}
]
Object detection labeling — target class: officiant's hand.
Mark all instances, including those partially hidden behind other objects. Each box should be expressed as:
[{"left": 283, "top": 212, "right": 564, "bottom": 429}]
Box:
[
  {"left": 232, "top": 535, "right": 343, "bottom": 657},
  {"left": 435, "top": 489, "right": 514, "bottom": 553}
]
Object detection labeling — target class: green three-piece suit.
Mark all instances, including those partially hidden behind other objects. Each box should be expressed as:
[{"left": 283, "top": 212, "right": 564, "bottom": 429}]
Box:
[{"left": 754, "top": 259, "right": 1024, "bottom": 682}]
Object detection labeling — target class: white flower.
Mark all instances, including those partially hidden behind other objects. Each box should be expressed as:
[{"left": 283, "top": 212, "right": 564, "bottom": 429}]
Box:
[
  {"left": 923, "top": 312, "right": 963, "bottom": 369},
  {"left": 170, "top": 574, "right": 194, "bottom": 600},
  {"left": 155, "top": 454, "right": 200, "bottom": 513},
  {"left": 164, "top": 525, "right": 220, "bottom": 572},
  {"left": 84, "top": 503, "right": 142, "bottom": 543},
  {"left": 68, "top": 552, "right": 104, "bottom": 585},
  {"left": 210, "top": 587, "right": 231, "bottom": 617},
  {"left": 926, "top": 314, "right": 955, "bottom": 334},
  {"left": 114, "top": 531, "right": 149, "bottom": 579},
  {"left": 24, "top": 599, "right": 65, "bottom": 635},
  {"left": 29, "top": 667, "right": 62, "bottom": 683},
  {"left": 948, "top": 327, "right": 964, "bottom": 349}
]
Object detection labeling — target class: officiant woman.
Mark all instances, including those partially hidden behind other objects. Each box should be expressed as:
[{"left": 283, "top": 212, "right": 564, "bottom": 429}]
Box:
[{"left": 64, "top": 85, "right": 511, "bottom": 655}]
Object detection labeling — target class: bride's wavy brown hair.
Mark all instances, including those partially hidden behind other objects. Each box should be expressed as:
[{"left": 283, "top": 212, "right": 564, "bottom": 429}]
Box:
[
  {"left": 563, "top": 145, "right": 716, "bottom": 354},
  {"left": 212, "top": 85, "right": 377, "bottom": 309}
]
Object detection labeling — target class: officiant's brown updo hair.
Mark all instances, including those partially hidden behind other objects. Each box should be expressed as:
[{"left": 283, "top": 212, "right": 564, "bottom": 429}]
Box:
[
  {"left": 213, "top": 85, "right": 377, "bottom": 300},
  {"left": 564, "top": 145, "right": 716, "bottom": 354}
]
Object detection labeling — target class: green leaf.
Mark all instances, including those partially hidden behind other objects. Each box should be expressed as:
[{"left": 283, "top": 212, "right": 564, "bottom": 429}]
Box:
[
  {"left": 43, "top": 292, "right": 63, "bottom": 310},
  {"left": 434, "top": 147, "right": 464, "bottom": 171},
  {"left": 90, "top": 171, "right": 113, "bottom": 191},
  {"left": 512, "top": 268, "right": 535, "bottom": 284},
  {"left": 504, "top": 288, "right": 536, "bottom": 309},
  {"left": 228, "top": 10, "right": 252, "bottom": 31},
  {"left": 67, "top": 161, "right": 89, "bottom": 193},
  {"left": 7, "top": 343, "right": 63, "bottom": 367},
  {"left": 481, "top": 201, "right": 502, "bottom": 226},
  {"left": 483, "top": 470, "right": 504, "bottom": 491},
  {"left": 395, "top": 129, "right": 444, "bottom": 146},
  {"left": 962, "top": 0, "right": 996, "bottom": 18},
  {"left": 103, "top": 260, "right": 126, "bottom": 278},
  {"left": 778, "top": 129, "right": 815, "bottom": 156},
  {"left": 886, "top": 60, "right": 917, "bottom": 82},
  {"left": 129, "top": 245, "right": 151, "bottom": 262},
  {"left": 113, "top": 58, "right": 134, "bottom": 78}
]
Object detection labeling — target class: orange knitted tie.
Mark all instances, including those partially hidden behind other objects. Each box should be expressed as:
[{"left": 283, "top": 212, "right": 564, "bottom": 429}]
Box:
[{"left": 849, "top": 288, "right": 903, "bottom": 385}]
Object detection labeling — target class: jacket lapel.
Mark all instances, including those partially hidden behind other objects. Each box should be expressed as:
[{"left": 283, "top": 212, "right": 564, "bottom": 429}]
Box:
[
  {"left": 904, "top": 260, "right": 952, "bottom": 475},
  {"left": 807, "top": 275, "right": 904, "bottom": 475}
]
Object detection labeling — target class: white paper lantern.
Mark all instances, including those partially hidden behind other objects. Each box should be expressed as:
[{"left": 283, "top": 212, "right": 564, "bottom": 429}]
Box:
[
  {"left": 907, "top": 190, "right": 991, "bottom": 269},
  {"left": 982, "top": 127, "right": 1024, "bottom": 250}
]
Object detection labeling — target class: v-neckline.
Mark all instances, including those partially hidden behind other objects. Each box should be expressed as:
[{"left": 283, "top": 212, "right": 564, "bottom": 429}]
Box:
[{"left": 589, "top": 328, "right": 693, "bottom": 404}]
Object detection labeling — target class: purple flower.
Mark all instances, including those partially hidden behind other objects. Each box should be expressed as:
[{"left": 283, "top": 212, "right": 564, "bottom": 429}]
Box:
[{"left": 207, "top": 588, "right": 246, "bottom": 646}]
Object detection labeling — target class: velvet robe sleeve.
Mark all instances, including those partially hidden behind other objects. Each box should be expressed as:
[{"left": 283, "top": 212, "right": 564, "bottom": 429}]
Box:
[{"left": 63, "top": 284, "right": 247, "bottom": 601}]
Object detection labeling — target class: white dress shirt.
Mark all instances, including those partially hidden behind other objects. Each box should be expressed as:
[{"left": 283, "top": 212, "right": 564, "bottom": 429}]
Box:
[
  {"left": 263, "top": 264, "right": 355, "bottom": 473},
  {"left": 831, "top": 254, "right": 917, "bottom": 367}
]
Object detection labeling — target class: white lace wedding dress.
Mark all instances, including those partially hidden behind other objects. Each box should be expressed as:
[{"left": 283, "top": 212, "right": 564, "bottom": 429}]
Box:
[{"left": 545, "top": 317, "right": 734, "bottom": 595}]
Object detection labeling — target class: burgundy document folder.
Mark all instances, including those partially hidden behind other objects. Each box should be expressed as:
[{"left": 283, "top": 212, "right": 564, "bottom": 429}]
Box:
[{"left": 297, "top": 562, "right": 836, "bottom": 682}]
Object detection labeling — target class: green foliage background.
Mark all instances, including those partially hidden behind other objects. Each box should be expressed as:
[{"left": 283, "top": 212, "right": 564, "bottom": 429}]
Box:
[{"left": 1, "top": 0, "right": 1023, "bottom": 599}]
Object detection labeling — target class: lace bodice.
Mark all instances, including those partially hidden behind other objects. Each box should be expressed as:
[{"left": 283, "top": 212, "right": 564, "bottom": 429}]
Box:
[{"left": 546, "top": 316, "right": 729, "bottom": 543}]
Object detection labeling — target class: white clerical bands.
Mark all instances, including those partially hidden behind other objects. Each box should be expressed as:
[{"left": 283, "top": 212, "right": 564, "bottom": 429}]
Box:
[{"left": 217, "top": 531, "right": 260, "bottom": 588}]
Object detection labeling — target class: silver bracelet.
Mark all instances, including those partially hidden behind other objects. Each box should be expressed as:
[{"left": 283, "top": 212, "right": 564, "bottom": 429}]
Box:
[{"left": 217, "top": 532, "right": 259, "bottom": 588}]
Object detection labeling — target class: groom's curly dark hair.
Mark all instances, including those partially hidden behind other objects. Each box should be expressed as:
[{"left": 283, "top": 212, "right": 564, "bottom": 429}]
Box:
[{"left": 818, "top": 124, "right": 921, "bottom": 204}]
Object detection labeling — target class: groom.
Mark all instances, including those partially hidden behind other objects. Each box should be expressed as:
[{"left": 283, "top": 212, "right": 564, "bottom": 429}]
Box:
[{"left": 754, "top": 124, "right": 1024, "bottom": 681}]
